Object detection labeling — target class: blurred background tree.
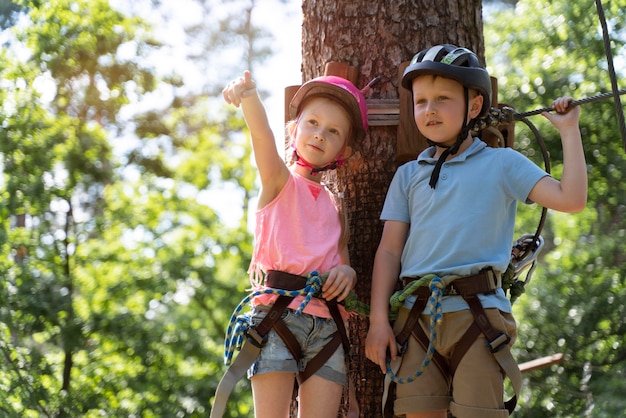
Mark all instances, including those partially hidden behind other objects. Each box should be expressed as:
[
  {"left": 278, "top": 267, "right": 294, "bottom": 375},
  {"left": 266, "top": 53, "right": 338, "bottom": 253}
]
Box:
[
  {"left": 0, "top": 0, "right": 273, "bottom": 415},
  {"left": 485, "top": 0, "right": 626, "bottom": 416}
]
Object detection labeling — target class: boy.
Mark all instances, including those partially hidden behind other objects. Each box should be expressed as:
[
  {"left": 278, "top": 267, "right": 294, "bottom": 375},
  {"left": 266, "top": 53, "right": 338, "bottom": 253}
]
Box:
[{"left": 365, "top": 44, "right": 586, "bottom": 418}]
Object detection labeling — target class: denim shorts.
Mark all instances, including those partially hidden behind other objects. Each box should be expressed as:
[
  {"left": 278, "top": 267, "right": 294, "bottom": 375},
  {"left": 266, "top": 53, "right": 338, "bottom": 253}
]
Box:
[{"left": 246, "top": 306, "right": 347, "bottom": 386}]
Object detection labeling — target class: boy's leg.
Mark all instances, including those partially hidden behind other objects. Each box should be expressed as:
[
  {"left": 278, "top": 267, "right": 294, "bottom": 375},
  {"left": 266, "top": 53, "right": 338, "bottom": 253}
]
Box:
[
  {"left": 393, "top": 334, "right": 451, "bottom": 415},
  {"left": 251, "top": 372, "right": 295, "bottom": 418},
  {"left": 392, "top": 310, "right": 451, "bottom": 416},
  {"left": 298, "top": 374, "right": 344, "bottom": 418},
  {"left": 449, "top": 309, "right": 517, "bottom": 418}
]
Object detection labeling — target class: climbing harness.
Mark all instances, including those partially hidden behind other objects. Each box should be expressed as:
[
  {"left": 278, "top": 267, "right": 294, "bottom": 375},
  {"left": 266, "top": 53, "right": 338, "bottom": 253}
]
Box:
[
  {"left": 210, "top": 270, "right": 352, "bottom": 418},
  {"left": 381, "top": 269, "right": 522, "bottom": 415},
  {"left": 221, "top": 271, "right": 324, "bottom": 366},
  {"left": 386, "top": 276, "right": 445, "bottom": 384}
]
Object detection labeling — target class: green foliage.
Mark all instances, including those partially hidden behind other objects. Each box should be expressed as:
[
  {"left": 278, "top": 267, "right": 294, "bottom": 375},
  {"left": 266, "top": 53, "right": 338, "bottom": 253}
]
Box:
[
  {"left": 0, "top": 0, "right": 260, "bottom": 415},
  {"left": 486, "top": 0, "right": 626, "bottom": 416}
]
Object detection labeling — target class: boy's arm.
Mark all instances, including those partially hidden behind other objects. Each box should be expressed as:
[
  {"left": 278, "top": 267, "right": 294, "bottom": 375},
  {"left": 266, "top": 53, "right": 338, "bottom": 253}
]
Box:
[
  {"left": 365, "top": 220, "right": 409, "bottom": 374},
  {"left": 529, "top": 97, "right": 587, "bottom": 213},
  {"left": 223, "top": 71, "right": 288, "bottom": 205}
]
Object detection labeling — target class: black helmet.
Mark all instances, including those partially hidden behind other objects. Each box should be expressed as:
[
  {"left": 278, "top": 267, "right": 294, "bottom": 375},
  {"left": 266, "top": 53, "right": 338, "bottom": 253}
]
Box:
[{"left": 401, "top": 44, "right": 492, "bottom": 117}]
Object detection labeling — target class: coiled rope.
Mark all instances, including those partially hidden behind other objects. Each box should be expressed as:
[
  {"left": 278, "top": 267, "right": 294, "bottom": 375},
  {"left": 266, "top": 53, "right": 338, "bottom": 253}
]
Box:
[
  {"left": 385, "top": 275, "right": 444, "bottom": 383},
  {"left": 221, "top": 268, "right": 439, "bottom": 367},
  {"left": 222, "top": 270, "right": 325, "bottom": 365}
]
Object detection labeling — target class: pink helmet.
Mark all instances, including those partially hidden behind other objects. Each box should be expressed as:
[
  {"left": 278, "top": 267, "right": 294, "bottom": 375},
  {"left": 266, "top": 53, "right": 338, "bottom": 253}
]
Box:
[{"left": 289, "top": 76, "right": 369, "bottom": 143}]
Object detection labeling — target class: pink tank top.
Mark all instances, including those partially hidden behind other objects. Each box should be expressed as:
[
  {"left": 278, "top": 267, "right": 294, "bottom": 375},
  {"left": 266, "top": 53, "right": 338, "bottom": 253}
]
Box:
[{"left": 249, "top": 171, "right": 348, "bottom": 319}]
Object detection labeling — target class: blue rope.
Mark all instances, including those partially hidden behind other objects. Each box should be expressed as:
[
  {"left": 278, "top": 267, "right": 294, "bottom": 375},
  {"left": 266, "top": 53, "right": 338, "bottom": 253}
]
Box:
[
  {"left": 386, "top": 276, "right": 445, "bottom": 384},
  {"left": 223, "top": 271, "right": 324, "bottom": 365}
]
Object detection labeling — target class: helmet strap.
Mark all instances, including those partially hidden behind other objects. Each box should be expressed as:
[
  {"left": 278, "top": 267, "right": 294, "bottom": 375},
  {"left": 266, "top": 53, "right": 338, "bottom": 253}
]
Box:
[
  {"left": 429, "top": 87, "right": 473, "bottom": 189},
  {"left": 291, "top": 141, "right": 345, "bottom": 176}
]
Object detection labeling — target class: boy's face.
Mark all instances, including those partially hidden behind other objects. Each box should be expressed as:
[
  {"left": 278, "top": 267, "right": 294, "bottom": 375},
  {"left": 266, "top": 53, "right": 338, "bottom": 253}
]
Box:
[
  {"left": 411, "top": 75, "right": 483, "bottom": 147},
  {"left": 293, "top": 97, "right": 352, "bottom": 168}
]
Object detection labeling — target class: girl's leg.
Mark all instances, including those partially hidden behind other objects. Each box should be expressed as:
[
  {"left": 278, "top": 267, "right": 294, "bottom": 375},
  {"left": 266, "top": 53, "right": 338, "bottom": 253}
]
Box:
[
  {"left": 251, "top": 371, "right": 295, "bottom": 418},
  {"left": 296, "top": 374, "right": 343, "bottom": 418}
]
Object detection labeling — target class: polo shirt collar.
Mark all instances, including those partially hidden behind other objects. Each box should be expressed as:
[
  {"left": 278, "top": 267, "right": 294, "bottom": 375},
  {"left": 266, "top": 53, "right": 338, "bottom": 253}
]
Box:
[{"left": 417, "top": 137, "right": 486, "bottom": 165}]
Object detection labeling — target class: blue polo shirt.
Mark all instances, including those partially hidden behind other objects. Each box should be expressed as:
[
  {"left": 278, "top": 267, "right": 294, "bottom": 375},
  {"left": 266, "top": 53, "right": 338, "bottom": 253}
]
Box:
[{"left": 381, "top": 138, "right": 548, "bottom": 313}]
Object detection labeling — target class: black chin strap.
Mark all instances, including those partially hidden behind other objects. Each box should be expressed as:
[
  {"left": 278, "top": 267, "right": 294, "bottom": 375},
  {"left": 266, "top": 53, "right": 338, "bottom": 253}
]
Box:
[
  {"left": 428, "top": 87, "right": 474, "bottom": 189},
  {"left": 428, "top": 142, "right": 458, "bottom": 188}
]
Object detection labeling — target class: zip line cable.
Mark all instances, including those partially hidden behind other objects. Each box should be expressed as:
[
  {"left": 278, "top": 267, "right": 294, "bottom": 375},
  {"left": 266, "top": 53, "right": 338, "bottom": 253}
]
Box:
[
  {"left": 595, "top": 0, "right": 626, "bottom": 152},
  {"left": 507, "top": 0, "right": 626, "bottom": 150},
  {"left": 513, "top": 88, "right": 626, "bottom": 119}
]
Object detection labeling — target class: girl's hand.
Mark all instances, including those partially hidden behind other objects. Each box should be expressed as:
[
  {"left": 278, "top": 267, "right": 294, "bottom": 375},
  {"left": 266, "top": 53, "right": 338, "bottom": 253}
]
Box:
[
  {"left": 322, "top": 265, "right": 356, "bottom": 302},
  {"left": 222, "top": 70, "right": 257, "bottom": 107}
]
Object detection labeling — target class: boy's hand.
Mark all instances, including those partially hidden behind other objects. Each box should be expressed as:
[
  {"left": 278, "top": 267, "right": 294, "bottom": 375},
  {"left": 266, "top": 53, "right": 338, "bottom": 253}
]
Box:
[
  {"left": 542, "top": 96, "right": 580, "bottom": 131},
  {"left": 222, "top": 70, "right": 257, "bottom": 107},
  {"left": 365, "top": 322, "right": 397, "bottom": 374},
  {"left": 323, "top": 265, "right": 356, "bottom": 302}
]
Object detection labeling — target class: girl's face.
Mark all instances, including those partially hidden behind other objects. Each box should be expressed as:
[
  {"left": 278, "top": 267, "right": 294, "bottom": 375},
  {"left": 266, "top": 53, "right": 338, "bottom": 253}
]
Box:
[
  {"left": 411, "top": 75, "right": 483, "bottom": 148},
  {"left": 293, "top": 97, "right": 351, "bottom": 168}
]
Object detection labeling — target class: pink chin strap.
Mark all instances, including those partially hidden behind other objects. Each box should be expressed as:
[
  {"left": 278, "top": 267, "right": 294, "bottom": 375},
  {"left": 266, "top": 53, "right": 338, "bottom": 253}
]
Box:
[{"left": 291, "top": 141, "right": 344, "bottom": 176}]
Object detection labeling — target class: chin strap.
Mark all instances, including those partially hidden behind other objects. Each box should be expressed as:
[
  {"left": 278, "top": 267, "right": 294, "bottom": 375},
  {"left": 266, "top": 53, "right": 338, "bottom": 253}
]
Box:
[
  {"left": 428, "top": 87, "right": 470, "bottom": 189},
  {"left": 429, "top": 89, "right": 477, "bottom": 189},
  {"left": 292, "top": 143, "right": 345, "bottom": 176}
]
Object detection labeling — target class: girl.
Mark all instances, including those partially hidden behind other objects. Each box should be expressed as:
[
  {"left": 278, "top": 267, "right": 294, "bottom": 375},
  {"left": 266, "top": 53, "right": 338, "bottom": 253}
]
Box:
[{"left": 221, "top": 70, "right": 368, "bottom": 417}]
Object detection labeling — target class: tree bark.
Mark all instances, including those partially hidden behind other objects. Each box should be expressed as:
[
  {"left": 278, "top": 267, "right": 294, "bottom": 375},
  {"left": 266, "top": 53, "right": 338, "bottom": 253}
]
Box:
[{"left": 300, "top": 0, "right": 485, "bottom": 416}]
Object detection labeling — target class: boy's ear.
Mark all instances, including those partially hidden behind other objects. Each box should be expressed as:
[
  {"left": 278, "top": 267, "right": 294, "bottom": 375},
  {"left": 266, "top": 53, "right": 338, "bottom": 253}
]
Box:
[{"left": 469, "top": 94, "right": 484, "bottom": 118}]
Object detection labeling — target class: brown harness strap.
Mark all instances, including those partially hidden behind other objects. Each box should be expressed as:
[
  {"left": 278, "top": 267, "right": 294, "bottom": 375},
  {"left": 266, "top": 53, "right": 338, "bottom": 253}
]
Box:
[
  {"left": 449, "top": 321, "right": 481, "bottom": 374},
  {"left": 212, "top": 270, "right": 353, "bottom": 417},
  {"left": 300, "top": 298, "right": 351, "bottom": 382},
  {"left": 395, "top": 269, "right": 518, "bottom": 414},
  {"left": 247, "top": 294, "right": 294, "bottom": 347},
  {"left": 461, "top": 293, "right": 517, "bottom": 413},
  {"left": 265, "top": 270, "right": 352, "bottom": 388},
  {"left": 463, "top": 294, "right": 511, "bottom": 353},
  {"left": 394, "top": 287, "right": 451, "bottom": 382},
  {"left": 273, "top": 317, "right": 302, "bottom": 359}
]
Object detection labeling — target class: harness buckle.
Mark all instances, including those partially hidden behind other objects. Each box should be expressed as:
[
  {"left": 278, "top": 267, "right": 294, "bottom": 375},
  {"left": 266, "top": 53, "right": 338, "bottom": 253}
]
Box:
[
  {"left": 246, "top": 327, "right": 266, "bottom": 348},
  {"left": 398, "top": 340, "right": 409, "bottom": 356},
  {"left": 488, "top": 332, "right": 511, "bottom": 353}
]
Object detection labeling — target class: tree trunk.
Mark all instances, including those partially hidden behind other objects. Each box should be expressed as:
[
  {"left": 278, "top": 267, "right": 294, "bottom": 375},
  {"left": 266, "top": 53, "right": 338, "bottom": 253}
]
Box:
[{"left": 300, "top": 1, "right": 485, "bottom": 416}]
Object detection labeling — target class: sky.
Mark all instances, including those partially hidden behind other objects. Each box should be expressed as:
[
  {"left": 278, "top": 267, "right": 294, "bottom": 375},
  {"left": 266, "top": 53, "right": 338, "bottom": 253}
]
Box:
[
  {"left": 137, "top": 0, "right": 303, "bottom": 147},
  {"left": 107, "top": 0, "right": 303, "bottom": 227},
  {"left": 217, "top": 0, "right": 303, "bottom": 227},
  {"left": 108, "top": 0, "right": 302, "bottom": 143}
]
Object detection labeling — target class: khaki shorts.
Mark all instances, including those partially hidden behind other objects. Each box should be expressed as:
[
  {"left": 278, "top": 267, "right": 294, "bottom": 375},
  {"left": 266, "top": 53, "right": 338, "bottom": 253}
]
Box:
[{"left": 392, "top": 307, "right": 517, "bottom": 418}]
